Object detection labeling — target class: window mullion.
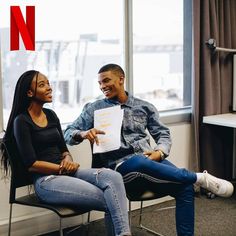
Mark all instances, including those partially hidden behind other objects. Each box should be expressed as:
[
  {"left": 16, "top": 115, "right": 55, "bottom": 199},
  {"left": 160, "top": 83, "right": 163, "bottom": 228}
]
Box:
[{"left": 124, "top": 0, "right": 133, "bottom": 93}]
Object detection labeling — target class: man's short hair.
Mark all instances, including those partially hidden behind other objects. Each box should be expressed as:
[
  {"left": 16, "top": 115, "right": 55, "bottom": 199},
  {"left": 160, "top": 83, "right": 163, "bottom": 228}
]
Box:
[{"left": 98, "top": 64, "right": 125, "bottom": 77}]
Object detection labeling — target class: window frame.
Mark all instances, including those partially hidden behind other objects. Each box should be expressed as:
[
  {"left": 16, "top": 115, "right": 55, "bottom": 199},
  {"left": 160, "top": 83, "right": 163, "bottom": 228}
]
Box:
[
  {"left": 124, "top": 0, "right": 192, "bottom": 124},
  {"left": 183, "top": 0, "right": 192, "bottom": 108}
]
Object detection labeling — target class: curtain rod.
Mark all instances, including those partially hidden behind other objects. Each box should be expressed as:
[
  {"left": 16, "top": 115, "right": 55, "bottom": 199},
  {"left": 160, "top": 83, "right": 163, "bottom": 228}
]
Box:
[{"left": 205, "top": 38, "right": 236, "bottom": 53}]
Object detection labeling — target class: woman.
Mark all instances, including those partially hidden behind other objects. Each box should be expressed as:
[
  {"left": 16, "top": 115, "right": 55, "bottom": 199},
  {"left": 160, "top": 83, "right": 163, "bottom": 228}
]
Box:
[{"left": 1, "top": 70, "right": 131, "bottom": 236}]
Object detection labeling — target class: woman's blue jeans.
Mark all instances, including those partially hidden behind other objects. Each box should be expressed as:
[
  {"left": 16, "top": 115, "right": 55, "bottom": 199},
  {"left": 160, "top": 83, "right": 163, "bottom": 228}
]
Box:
[
  {"left": 34, "top": 168, "right": 130, "bottom": 236},
  {"left": 116, "top": 155, "right": 197, "bottom": 236}
]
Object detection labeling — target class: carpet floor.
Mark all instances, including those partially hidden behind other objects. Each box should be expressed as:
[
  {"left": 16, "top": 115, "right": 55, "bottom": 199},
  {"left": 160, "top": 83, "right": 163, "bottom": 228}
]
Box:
[{"left": 40, "top": 190, "right": 236, "bottom": 236}]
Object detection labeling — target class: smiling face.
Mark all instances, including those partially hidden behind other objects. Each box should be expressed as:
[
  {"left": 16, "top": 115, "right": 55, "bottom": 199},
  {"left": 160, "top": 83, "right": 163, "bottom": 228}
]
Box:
[
  {"left": 27, "top": 73, "right": 53, "bottom": 104},
  {"left": 98, "top": 70, "right": 125, "bottom": 100}
]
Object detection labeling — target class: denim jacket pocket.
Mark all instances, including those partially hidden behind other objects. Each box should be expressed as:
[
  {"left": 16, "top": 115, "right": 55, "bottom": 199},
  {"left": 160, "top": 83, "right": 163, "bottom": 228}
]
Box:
[
  {"left": 132, "top": 115, "right": 147, "bottom": 133},
  {"left": 133, "top": 115, "right": 146, "bottom": 123}
]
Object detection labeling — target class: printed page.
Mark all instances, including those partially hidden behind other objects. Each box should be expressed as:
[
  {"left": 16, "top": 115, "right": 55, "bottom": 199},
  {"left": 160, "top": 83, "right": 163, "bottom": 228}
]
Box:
[{"left": 93, "top": 106, "right": 123, "bottom": 153}]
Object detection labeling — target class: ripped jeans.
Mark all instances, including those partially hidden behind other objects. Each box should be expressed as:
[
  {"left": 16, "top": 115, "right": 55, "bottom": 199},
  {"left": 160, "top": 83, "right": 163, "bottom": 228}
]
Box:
[{"left": 34, "top": 168, "right": 130, "bottom": 236}]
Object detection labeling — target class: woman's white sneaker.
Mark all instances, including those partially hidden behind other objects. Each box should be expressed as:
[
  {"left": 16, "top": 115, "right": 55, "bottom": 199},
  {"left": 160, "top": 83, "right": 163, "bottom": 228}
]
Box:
[{"left": 198, "top": 170, "right": 234, "bottom": 198}]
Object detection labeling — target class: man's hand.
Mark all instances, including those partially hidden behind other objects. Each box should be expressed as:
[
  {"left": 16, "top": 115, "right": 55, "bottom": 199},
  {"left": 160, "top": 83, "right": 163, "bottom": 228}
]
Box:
[
  {"left": 80, "top": 128, "right": 105, "bottom": 145},
  {"left": 59, "top": 156, "right": 80, "bottom": 175},
  {"left": 143, "top": 151, "right": 162, "bottom": 162}
]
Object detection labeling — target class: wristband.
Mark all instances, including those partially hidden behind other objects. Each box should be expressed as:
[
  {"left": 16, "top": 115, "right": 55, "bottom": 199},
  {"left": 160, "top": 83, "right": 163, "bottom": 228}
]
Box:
[
  {"left": 157, "top": 149, "right": 165, "bottom": 161},
  {"left": 62, "top": 152, "right": 72, "bottom": 159}
]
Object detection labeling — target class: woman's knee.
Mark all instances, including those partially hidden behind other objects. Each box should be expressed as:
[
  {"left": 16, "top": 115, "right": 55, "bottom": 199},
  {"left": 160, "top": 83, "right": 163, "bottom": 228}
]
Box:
[
  {"left": 101, "top": 168, "right": 123, "bottom": 183},
  {"left": 95, "top": 169, "right": 125, "bottom": 191}
]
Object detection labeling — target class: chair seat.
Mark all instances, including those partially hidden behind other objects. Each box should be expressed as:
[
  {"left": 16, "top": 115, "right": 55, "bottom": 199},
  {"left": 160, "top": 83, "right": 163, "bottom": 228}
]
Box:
[
  {"left": 124, "top": 174, "right": 170, "bottom": 201},
  {"left": 126, "top": 190, "right": 167, "bottom": 201},
  {"left": 14, "top": 193, "right": 89, "bottom": 218}
]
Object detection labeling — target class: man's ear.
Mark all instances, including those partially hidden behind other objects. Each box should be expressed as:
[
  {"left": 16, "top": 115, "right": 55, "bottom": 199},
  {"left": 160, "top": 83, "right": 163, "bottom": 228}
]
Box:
[
  {"left": 27, "top": 90, "right": 33, "bottom": 98},
  {"left": 119, "top": 76, "right": 125, "bottom": 85}
]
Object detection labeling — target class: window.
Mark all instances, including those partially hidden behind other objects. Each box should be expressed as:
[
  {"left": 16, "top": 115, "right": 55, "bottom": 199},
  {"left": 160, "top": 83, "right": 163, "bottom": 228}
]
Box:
[
  {"left": 0, "top": 0, "right": 124, "bottom": 126},
  {"left": 0, "top": 0, "right": 191, "bottom": 129},
  {"left": 132, "top": 0, "right": 191, "bottom": 111}
]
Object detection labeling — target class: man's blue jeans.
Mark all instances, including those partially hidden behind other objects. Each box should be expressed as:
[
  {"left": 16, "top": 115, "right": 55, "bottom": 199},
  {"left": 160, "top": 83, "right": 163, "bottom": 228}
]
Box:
[
  {"left": 116, "top": 155, "right": 197, "bottom": 236},
  {"left": 34, "top": 168, "right": 130, "bottom": 236}
]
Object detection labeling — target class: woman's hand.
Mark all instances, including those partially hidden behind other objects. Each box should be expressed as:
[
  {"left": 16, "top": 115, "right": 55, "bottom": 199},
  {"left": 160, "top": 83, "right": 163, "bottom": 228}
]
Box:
[{"left": 59, "top": 155, "right": 80, "bottom": 175}]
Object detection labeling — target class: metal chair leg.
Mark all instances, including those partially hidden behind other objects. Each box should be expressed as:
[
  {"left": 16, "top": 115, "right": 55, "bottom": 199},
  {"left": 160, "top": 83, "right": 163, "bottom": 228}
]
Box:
[
  {"left": 129, "top": 201, "right": 132, "bottom": 227},
  {"left": 138, "top": 201, "right": 143, "bottom": 226},
  {"left": 8, "top": 204, "right": 13, "bottom": 236},
  {"left": 87, "top": 211, "right": 91, "bottom": 223},
  {"left": 66, "top": 212, "right": 91, "bottom": 235},
  {"left": 86, "top": 212, "right": 91, "bottom": 235},
  {"left": 138, "top": 201, "right": 165, "bottom": 236},
  {"left": 59, "top": 218, "right": 63, "bottom": 236},
  {"left": 129, "top": 199, "right": 174, "bottom": 236}
]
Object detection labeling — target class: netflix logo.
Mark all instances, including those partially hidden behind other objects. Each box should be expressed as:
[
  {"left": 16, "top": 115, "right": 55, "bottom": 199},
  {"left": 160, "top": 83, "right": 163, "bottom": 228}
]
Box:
[{"left": 10, "top": 6, "right": 35, "bottom": 51}]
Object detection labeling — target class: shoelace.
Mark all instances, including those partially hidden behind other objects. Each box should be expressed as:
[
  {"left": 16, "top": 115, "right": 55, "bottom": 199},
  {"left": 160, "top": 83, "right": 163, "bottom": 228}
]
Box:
[{"left": 203, "top": 170, "right": 220, "bottom": 192}]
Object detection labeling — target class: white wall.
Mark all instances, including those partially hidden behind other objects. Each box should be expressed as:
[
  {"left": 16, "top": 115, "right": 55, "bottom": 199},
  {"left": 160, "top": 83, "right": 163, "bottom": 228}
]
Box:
[{"left": 0, "top": 123, "right": 192, "bottom": 236}]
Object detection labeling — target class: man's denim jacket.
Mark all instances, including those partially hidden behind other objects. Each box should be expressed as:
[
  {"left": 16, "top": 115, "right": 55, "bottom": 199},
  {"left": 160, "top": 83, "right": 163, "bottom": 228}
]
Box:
[{"left": 64, "top": 93, "right": 172, "bottom": 168}]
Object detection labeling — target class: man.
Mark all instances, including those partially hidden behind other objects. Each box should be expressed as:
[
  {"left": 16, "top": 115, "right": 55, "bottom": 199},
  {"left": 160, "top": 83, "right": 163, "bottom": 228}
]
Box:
[{"left": 64, "top": 63, "right": 234, "bottom": 236}]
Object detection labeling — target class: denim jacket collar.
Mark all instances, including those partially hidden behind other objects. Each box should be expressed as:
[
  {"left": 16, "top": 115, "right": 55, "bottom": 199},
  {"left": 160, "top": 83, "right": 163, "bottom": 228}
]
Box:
[{"left": 105, "top": 92, "right": 134, "bottom": 108}]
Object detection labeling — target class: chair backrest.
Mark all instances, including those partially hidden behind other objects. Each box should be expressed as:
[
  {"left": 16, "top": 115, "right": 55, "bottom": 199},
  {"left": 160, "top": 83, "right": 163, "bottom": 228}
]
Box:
[
  {"left": 1, "top": 139, "right": 33, "bottom": 203},
  {"left": 91, "top": 153, "right": 105, "bottom": 168}
]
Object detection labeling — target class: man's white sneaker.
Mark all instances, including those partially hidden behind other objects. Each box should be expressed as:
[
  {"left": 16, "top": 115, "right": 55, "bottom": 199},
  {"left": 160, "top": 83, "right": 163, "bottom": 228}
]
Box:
[{"left": 199, "top": 170, "right": 234, "bottom": 198}]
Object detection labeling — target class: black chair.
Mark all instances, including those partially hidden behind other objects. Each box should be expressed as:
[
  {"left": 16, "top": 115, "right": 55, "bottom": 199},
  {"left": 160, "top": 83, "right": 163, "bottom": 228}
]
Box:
[
  {"left": 92, "top": 154, "right": 176, "bottom": 235},
  {"left": 1, "top": 139, "right": 90, "bottom": 236},
  {"left": 123, "top": 172, "right": 176, "bottom": 236}
]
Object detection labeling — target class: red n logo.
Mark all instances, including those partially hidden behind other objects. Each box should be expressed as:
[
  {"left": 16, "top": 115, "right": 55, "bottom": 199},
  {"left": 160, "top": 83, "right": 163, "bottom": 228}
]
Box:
[{"left": 10, "top": 6, "right": 35, "bottom": 51}]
